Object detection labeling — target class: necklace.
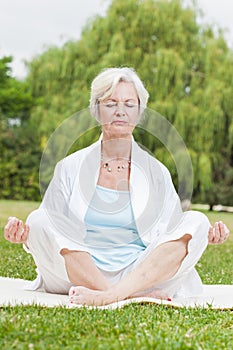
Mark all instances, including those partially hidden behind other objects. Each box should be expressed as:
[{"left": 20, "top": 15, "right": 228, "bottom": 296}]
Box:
[{"left": 101, "top": 155, "right": 131, "bottom": 173}]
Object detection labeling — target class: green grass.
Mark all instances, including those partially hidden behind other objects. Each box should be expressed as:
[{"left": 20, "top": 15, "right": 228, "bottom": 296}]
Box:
[
  {"left": 0, "top": 200, "right": 40, "bottom": 227},
  {"left": 0, "top": 200, "right": 232, "bottom": 350}
]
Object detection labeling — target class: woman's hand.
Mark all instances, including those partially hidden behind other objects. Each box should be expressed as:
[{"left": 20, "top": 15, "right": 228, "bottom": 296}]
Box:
[
  {"left": 4, "top": 217, "right": 29, "bottom": 244},
  {"left": 208, "top": 221, "right": 230, "bottom": 244}
]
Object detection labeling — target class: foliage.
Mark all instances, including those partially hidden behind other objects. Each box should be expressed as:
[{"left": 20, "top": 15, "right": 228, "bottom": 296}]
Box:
[
  {"left": 24, "top": 0, "right": 233, "bottom": 205},
  {"left": 0, "top": 57, "right": 32, "bottom": 120},
  {"left": 1, "top": 0, "right": 233, "bottom": 204},
  {"left": 0, "top": 57, "right": 41, "bottom": 200}
]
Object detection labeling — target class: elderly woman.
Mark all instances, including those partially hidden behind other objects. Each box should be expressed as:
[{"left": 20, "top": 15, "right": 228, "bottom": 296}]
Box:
[{"left": 4, "top": 67, "right": 229, "bottom": 306}]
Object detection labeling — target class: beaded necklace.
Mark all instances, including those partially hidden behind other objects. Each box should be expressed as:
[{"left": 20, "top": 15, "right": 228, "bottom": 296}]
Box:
[{"left": 101, "top": 154, "right": 131, "bottom": 173}]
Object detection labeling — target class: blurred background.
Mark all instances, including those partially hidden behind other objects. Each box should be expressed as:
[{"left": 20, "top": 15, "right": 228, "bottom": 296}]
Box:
[{"left": 0, "top": 0, "right": 232, "bottom": 209}]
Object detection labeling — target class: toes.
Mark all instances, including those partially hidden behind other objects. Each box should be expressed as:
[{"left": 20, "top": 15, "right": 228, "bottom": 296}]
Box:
[
  {"left": 69, "top": 287, "right": 76, "bottom": 296},
  {"left": 69, "top": 285, "right": 89, "bottom": 296}
]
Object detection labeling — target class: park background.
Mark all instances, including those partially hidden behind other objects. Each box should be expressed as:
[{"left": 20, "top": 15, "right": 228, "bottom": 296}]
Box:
[
  {"left": 0, "top": 1, "right": 233, "bottom": 349},
  {"left": 0, "top": 0, "right": 233, "bottom": 209}
]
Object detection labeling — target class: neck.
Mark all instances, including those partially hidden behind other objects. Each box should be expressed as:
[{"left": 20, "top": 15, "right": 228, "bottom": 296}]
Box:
[{"left": 101, "top": 137, "right": 132, "bottom": 160}]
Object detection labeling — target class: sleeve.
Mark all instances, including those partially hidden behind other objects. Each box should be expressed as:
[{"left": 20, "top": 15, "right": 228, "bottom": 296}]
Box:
[
  {"left": 39, "top": 159, "right": 88, "bottom": 246},
  {"left": 158, "top": 165, "right": 183, "bottom": 236},
  {"left": 40, "top": 160, "right": 71, "bottom": 215},
  {"left": 157, "top": 165, "right": 210, "bottom": 244}
]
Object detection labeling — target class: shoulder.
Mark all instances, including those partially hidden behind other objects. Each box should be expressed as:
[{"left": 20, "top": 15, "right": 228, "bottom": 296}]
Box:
[
  {"left": 133, "top": 141, "right": 171, "bottom": 178},
  {"left": 57, "top": 140, "right": 100, "bottom": 174}
]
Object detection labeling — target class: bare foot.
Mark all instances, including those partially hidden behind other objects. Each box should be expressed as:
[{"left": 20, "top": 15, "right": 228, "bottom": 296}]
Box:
[
  {"left": 130, "top": 289, "right": 170, "bottom": 300},
  {"left": 69, "top": 286, "right": 121, "bottom": 306},
  {"left": 69, "top": 286, "right": 171, "bottom": 306}
]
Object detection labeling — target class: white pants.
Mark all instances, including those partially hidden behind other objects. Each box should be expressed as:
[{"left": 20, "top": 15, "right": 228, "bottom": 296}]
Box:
[{"left": 25, "top": 208, "right": 209, "bottom": 298}]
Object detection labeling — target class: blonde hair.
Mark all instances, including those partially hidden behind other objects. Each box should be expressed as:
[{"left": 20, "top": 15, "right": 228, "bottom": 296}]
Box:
[{"left": 90, "top": 67, "right": 149, "bottom": 120}]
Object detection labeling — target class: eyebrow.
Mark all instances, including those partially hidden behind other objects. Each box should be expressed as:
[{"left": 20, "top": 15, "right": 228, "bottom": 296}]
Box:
[{"left": 105, "top": 98, "right": 138, "bottom": 102}]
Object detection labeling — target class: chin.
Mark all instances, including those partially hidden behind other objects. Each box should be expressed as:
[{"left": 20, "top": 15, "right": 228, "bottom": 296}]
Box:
[{"left": 103, "top": 124, "right": 134, "bottom": 138}]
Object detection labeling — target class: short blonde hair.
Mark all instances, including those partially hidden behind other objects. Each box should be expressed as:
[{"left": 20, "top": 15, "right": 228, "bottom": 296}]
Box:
[{"left": 90, "top": 67, "right": 149, "bottom": 120}]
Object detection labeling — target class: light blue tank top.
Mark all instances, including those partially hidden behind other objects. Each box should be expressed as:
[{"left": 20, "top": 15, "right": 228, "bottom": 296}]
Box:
[{"left": 84, "top": 185, "right": 146, "bottom": 271}]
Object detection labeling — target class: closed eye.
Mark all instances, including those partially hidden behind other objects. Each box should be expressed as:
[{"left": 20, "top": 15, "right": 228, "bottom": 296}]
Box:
[
  {"left": 104, "top": 102, "right": 117, "bottom": 108},
  {"left": 125, "top": 102, "right": 135, "bottom": 107},
  {"left": 103, "top": 102, "right": 137, "bottom": 108}
]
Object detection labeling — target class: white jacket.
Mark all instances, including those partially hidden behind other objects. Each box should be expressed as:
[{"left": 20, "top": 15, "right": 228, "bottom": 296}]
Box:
[
  {"left": 42, "top": 136, "right": 208, "bottom": 248},
  {"left": 33, "top": 136, "right": 210, "bottom": 296}
]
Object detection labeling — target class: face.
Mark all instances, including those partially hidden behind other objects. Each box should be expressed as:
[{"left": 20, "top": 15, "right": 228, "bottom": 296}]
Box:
[{"left": 98, "top": 81, "right": 139, "bottom": 139}]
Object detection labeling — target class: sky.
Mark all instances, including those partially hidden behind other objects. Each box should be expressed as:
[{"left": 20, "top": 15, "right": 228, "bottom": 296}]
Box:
[{"left": 0, "top": 0, "right": 232, "bottom": 79}]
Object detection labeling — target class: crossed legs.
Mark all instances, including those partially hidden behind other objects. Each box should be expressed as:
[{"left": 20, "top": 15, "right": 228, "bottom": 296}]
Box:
[
  {"left": 64, "top": 234, "right": 192, "bottom": 306},
  {"left": 61, "top": 249, "right": 110, "bottom": 290}
]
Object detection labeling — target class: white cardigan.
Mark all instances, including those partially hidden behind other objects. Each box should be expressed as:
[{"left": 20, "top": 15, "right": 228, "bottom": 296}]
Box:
[
  {"left": 33, "top": 136, "right": 210, "bottom": 296},
  {"left": 41, "top": 137, "right": 207, "bottom": 247}
]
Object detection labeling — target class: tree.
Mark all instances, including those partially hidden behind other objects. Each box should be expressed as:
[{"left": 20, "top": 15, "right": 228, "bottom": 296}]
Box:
[
  {"left": 0, "top": 56, "right": 40, "bottom": 200},
  {"left": 20, "top": 0, "right": 233, "bottom": 205}
]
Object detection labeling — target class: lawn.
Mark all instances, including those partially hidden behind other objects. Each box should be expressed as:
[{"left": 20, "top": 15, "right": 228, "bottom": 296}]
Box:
[{"left": 0, "top": 200, "right": 232, "bottom": 350}]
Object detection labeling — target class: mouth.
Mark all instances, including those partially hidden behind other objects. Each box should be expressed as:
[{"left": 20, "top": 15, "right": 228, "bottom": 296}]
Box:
[{"left": 111, "top": 120, "right": 127, "bottom": 125}]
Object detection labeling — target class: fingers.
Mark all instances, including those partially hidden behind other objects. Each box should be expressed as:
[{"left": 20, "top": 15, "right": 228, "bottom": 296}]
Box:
[
  {"left": 4, "top": 217, "right": 29, "bottom": 244},
  {"left": 4, "top": 217, "right": 19, "bottom": 240},
  {"left": 220, "top": 222, "right": 230, "bottom": 240},
  {"left": 208, "top": 221, "right": 230, "bottom": 245},
  {"left": 218, "top": 221, "right": 230, "bottom": 243},
  {"left": 213, "top": 222, "right": 221, "bottom": 243},
  {"left": 16, "top": 220, "right": 24, "bottom": 241},
  {"left": 208, "top": 226, "right": 214, "bottom": 242},
  {"left": 21, "top": 224, "right": 30, "bottom": 242}
]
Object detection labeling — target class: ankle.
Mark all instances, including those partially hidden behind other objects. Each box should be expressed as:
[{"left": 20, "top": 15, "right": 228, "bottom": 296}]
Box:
[{"left": 107, "top": 285, "right": 128, "bottom": 301}]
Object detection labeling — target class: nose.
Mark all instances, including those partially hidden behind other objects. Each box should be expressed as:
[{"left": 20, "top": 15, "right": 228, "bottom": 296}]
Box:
[{"left": 115, "top": 102, "right": 126, "bottom": 116}]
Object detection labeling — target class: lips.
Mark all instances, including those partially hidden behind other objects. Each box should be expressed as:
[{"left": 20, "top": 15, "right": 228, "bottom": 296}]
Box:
[{"left": 111, "top": 120, "right": 127, "bottom": 125}]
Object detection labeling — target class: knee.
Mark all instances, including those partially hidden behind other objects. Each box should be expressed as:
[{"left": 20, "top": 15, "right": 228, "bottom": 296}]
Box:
[
  {"left": 27, "top": 208, "right": 46, "bottom": 229},
  {"left": 26, "top": 208, "right": 50, "bottom": 243},
  {"left": 181, "top": 211, "right": 209, "bottom": 263},
  {"left": 186, "top": 211, "right": 210, "bottom": 239},
  {"left": 193, "top": 210, "right": 210, "bottom": 226}
]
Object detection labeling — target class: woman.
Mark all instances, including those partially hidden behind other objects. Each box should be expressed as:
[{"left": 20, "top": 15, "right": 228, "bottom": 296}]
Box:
[{"left": 4, "top": 67, "right": 230, "bottom": 306}]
